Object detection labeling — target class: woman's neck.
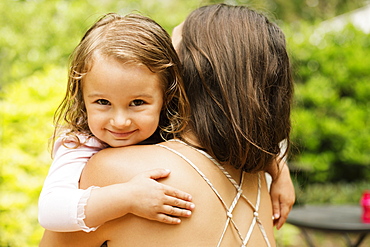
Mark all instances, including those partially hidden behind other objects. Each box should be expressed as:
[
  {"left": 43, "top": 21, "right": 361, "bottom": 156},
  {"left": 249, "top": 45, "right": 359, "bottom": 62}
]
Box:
[
  {"left": 178, "top": 131, "right": 200, "bottom": 148},
  {"left": 179, "top": 131, "right": 243, "bottom": 184}
]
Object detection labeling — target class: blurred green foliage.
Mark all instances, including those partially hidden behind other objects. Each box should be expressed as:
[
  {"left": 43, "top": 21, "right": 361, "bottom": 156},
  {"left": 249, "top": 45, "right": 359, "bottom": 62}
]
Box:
[
  {"left": 295, "top": 181, "right": 370, "bottom": 205},
  {"left": 268, "top": 0, "right": 365, "bottom": 22},
  {"left": 1, "top": 67, "right": 66, "bottom": 246},
  {"left": 0, "top": 0, "right": 202, "bottom": 90},
  {"left": 287, "top": 24, "right": 370, "bottom": 183},
  {"left": 1, "top": 0, "right": 369, "bottom": 246},
  {"left": 0, "top": 0, "right": 366, "bottom": 89}
]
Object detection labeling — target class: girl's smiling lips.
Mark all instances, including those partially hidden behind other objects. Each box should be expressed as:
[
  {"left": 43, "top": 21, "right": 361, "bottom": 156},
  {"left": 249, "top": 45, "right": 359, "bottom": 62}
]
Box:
[{"left": 108, "top": 129, "right": 137, "bottom": 138}]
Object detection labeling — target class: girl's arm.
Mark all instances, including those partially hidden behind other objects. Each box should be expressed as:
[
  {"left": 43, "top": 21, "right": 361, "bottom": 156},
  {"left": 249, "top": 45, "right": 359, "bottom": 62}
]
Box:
[
  {"left": 38, "top": 136, "right": 102, "bottom": 232},
  {"left": 266, "top": 159, "right": 295, "bottom": 230},
  {"left": 265, "top": 140, "right": 295, "bottom": 230},
  {"left": 83, "top": 168, "right": 194, "bottom": 227},
  {"left": 39, "top": 137, "right": 194, "bottom": 232}
]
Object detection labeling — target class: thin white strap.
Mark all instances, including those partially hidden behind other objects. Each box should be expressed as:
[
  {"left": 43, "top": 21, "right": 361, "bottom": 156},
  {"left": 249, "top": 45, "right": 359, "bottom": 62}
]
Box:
[
  {"left": 157, "top": 141, "right": 272, "bottom": 247},
  {"left": 241, "top": 173, "right": 271, "bottom": 247},
  {"left": 171, "top": 140, "right": 241, "bottom": 189},
  {"left": 156, "top": 143, "right": 238, "bottom": 245},
  {"left": 155, "top": 144, "right": 229, "bottom": 207}
]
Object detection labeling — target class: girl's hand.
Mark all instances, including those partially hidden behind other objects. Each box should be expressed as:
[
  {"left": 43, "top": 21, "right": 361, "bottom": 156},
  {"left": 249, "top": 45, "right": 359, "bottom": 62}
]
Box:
[
  {"left": 126, "top": 168, "right": 195, "bottom": 224},
  {"left": 269, "top": 162, "right": 295, "bottom": 230}
]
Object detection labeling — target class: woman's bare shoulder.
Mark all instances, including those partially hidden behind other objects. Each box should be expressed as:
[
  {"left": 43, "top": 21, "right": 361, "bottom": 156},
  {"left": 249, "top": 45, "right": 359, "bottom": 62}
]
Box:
[
  {"left": 81, "top": 142, "right": 189, "bottom": 187},
  {"left": 90, "top": 143, "right": 176, "bottom": 168}
]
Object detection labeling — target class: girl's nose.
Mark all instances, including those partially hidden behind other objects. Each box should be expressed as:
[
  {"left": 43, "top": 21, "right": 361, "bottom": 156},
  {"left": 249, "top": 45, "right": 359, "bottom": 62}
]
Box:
[{"left": 110, "top": 111, "right": 131, "bottom": 128}]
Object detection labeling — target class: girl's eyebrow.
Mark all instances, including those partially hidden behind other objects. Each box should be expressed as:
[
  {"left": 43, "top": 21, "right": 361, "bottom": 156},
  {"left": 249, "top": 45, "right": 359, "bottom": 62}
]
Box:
[
  {"left": 132, "top": 94, "right": 154, "bottom": 99},
  {"left": 86, "top": 93, "right": 106, "bottom": 98},
  {"left": 87, "top": 93, "right": 154, "bottom": 98}
]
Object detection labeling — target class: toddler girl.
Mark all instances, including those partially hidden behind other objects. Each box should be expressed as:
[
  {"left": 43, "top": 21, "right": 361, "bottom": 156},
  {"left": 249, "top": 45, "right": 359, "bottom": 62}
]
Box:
[{"left": 38, "top": 13, "right": 194, "bottom": 232}]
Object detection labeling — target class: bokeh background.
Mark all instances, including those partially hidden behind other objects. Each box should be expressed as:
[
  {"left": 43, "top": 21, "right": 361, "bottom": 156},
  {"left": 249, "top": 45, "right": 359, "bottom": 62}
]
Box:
[{"left": 1, "top": 0, "right": 369, "bottom": 246}]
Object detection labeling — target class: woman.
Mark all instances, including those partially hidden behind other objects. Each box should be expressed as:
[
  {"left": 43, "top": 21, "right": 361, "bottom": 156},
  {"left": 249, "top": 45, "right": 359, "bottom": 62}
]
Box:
[{"left": 40, "top": 3, "right": 294, "bottom": 246}]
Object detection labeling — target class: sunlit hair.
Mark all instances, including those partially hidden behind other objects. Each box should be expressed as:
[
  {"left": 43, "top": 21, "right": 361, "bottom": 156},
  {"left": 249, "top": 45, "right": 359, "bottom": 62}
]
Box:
[
  {"left": 53, "top": 13, "right": 189, "bottom": 149},
  {"left": 178, "top": 4, "right": 293, "bottom": 172}
]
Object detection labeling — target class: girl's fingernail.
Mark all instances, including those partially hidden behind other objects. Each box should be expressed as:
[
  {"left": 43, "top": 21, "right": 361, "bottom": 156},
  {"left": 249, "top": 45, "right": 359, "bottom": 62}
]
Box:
[{"left": 274, "top": 214, "right": 280, "bottom": 219}]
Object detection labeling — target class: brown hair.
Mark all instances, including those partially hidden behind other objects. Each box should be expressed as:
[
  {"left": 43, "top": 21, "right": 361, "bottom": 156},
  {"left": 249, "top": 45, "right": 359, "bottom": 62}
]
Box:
[
  {"left": 178, "top": 4, "right": 293, "bottom": 172},
  {"left": 53, "top": 13, "right": 189, "bottom": 148}
]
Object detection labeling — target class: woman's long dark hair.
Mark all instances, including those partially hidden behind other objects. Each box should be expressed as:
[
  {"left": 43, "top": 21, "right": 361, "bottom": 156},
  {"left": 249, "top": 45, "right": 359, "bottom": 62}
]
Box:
[{"left": 178, "top": 4, "right": 293, "bottom": 172}]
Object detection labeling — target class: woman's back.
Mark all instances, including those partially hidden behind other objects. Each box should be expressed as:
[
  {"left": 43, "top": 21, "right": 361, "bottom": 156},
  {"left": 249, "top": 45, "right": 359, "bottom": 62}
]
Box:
[{"left": 81, "top": 140, "right": 275, "bottom": 246}]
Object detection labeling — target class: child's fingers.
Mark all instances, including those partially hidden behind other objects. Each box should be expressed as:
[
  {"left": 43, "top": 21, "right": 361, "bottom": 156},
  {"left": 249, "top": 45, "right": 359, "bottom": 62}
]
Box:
[
  {"left": 271, "top": 196, "right": 281, "bottom": 225},
  {"left": 155, "top": 214, "right": 182, "bottom": 225},
  {"left": 161, "top": 204, "right": 192, "bottom": 218},
  {"left": 162, "top": 184, "right": 193, "bottom": 202},
  {"left": 274, "top": 213, "right": 286, "bottom": 230},
  {"left": 275, "top": 202, "right": 291, "bottom": 230},
  {"left": 164, "top": 195, "right": 195, "bottom": 211},
  {"left": 141, "top": 168, "right": 171, "bottom": 180},
  {"left": 152, "top": 205, "right": 193, "bottom": 225},
  {"left": 136, "top": 169, "right": 193, "bottom": 202}
]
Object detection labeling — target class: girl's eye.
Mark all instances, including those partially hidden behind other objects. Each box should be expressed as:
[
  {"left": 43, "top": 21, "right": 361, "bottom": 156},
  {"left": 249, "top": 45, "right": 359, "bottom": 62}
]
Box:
[
  {"left": 130, "top": 100, "right": 145, "bottom": 106},
  {"left": 96, "top": 99, "right": 110, "bottom": 105}
]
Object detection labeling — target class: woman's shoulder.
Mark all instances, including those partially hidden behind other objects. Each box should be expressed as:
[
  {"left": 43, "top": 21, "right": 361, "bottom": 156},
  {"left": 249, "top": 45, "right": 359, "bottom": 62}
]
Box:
[
  {"left": 83, "top": 142, "right": 191, "bottom": 185},
  {"left": 92, "top": 140, "right": 192, "bottom": 163},
  {"left": 92, "top": 142, "right": 173, "bottom": 164}
]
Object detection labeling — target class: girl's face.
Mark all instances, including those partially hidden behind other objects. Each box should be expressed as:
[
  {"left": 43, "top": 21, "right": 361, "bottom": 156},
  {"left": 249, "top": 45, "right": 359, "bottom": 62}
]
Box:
[{"left": 83, "top": 55, "right": 164, "bottom": 147}]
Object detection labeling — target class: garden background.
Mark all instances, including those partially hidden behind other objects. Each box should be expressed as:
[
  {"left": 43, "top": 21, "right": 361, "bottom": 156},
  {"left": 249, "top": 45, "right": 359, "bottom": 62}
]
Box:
[{"left": 1, "top": 0, "right": 369, "bottom": 246}]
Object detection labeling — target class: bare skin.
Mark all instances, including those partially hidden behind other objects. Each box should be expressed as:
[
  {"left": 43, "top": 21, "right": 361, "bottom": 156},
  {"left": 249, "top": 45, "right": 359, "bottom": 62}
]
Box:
[{"left": 40, "top": 140, "right": 276, "bottom": 247}]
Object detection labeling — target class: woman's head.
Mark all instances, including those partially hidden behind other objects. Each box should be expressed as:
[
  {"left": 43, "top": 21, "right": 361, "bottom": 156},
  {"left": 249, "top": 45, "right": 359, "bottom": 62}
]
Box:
[
  {"left": 54, "top": 13, "right": 189, "bottom": 145},
  {"left": 176, "top": 4, "right": 293, "bottom": 172}
]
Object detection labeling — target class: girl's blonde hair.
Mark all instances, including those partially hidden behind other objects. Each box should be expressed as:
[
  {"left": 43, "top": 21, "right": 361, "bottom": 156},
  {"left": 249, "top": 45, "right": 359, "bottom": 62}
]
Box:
[{"left": 53, "top": 13, "right": 189, "bottom": 149}]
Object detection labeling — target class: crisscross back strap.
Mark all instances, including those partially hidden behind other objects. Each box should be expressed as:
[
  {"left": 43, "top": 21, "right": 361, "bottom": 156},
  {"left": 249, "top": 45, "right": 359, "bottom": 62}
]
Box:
[{"left": 156, "top": 140, "right": 272, "bottom": 247}]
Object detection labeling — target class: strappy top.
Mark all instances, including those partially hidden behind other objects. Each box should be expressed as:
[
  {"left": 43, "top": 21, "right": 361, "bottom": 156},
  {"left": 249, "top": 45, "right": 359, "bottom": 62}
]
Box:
[{"left": 156, "top": 139, "right": 272, "bottom": 247}]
